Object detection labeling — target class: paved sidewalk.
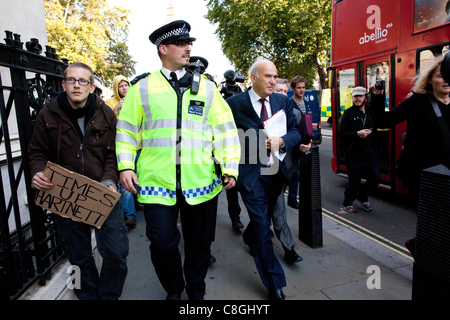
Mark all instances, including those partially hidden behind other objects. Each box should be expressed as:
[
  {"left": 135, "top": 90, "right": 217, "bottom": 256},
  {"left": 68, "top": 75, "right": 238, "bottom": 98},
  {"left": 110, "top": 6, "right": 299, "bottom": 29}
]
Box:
[{"left": 22, "top": 189, "right": 413, "bottom": 300}]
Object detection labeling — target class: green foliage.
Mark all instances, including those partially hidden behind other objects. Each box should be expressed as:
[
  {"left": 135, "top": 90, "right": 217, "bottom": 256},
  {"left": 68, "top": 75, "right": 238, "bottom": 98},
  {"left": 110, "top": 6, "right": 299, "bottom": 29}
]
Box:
[
  {"left": 44, "top": 0, "right": 136, "bottom": 87},
  {"left": 205, "top": 0, "right": 331, "bottom": 88}
]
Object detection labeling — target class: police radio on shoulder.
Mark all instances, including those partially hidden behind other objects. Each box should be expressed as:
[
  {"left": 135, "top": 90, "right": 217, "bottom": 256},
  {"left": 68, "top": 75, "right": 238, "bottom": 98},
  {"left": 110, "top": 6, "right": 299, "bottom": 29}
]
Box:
[{"left": 191, "top": 71, "right": 200, "bottom": 95}]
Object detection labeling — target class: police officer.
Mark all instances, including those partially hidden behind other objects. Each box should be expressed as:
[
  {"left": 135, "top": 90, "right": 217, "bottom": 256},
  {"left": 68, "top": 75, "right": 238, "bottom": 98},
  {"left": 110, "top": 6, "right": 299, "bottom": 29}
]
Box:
[{"left": 116, "top": 20, "right": 240, "bottom": 300}]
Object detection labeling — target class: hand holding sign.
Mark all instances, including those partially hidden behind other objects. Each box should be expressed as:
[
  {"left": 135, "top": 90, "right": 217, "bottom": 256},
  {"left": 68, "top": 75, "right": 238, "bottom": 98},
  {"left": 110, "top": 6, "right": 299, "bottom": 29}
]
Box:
[
  {"left": 34, "top": 162, "right": 120, "bottom": 229},
  {"left": 32, "top": 171, "right": 54, "bottom": 190}
]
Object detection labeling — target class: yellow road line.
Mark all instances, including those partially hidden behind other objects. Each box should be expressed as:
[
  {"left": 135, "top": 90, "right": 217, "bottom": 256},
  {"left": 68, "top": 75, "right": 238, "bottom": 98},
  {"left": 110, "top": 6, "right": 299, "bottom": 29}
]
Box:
[{"left": 322, "top": 208, "right": 414, "bottom": 261}]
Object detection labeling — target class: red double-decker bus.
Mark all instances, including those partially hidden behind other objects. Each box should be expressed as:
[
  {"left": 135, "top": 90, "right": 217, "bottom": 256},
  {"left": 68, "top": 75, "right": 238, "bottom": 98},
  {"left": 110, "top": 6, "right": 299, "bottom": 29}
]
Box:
[{"left": 330, "top": 0, "right": 450, "bottom": 195}]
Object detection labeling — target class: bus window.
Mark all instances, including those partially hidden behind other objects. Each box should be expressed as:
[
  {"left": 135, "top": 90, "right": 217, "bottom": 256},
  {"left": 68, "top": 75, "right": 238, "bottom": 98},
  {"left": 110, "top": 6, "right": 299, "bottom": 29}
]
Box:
[
  {"left": 419, "top": 45, "right": 449, "bottom": 71},
  {"left": 366, "top": 61, "right": 389, "bottom": 111},
  {"left": 366, "top": 60, "right": 390, "bottom": 176},
  {"left": 338, "top": 68, "right": 356, "bottom": 117},
  {"left": 337, "top": 68, "right": 356, "bottom": 167}
]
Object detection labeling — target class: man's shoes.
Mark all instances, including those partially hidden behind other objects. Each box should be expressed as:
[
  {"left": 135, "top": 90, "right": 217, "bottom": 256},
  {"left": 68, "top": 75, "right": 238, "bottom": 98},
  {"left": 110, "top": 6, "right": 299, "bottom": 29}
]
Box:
[
  {"left": 284, "top": 247, "right": 303, "bottom": 263},
  {"left": 359, "top": 200, "right": 373, "bottom": 212},
  {"left": 269, "top": 288, "right": 286, "bottom": 300},
  {"left": 166, "top": 293, "right": 181, "bottom": 300},
  {"left": 287, "top": 199, "right": 299, "bottom": 209},
  {"left": 232, "top": 218, "right": 244, "bottom": 229},
  {"left": 341, "top": 205, "right": 356, "bottom": 213},
  {"left": 209, "top": 254, "right": 216, "bottom": 266},
  {"left": 125, "top": 218, "right": 137, "bottom": 229}
]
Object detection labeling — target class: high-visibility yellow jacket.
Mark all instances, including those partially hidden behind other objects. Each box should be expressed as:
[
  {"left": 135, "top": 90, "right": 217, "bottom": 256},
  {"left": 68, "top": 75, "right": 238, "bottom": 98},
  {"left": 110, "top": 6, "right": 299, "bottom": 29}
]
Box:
[{"left": 116, "top": 71, "right": 240, "bottom": 205}]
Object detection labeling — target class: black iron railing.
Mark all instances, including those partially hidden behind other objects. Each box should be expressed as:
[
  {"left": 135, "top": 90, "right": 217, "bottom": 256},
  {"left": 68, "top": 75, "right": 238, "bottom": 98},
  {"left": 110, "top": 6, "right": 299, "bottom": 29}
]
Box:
[{"left": 0, "top": 30, "right": 68, "bottom": 300}]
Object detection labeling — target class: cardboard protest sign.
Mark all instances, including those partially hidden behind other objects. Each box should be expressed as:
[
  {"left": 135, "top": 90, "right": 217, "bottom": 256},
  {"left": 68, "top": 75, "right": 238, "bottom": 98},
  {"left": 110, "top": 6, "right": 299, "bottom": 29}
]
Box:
[{"left": 34, "top": 162, "right": 120, "bottom": 229}]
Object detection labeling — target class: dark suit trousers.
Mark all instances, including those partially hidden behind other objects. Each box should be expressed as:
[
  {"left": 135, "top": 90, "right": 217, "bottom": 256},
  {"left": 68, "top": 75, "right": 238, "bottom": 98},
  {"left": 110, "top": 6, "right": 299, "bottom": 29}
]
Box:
[
  {"left": 144, "top": 193, "right": 218, "bottom": 300},
  {"left": 241, "top": 169, "right": 287, "bottom": 291}
]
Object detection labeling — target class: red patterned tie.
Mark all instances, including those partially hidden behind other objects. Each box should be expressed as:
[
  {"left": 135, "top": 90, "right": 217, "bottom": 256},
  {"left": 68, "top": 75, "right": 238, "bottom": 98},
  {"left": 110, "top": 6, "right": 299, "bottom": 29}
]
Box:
[{"left": 260, "top": 98, "right": 268, "bottom": 123}]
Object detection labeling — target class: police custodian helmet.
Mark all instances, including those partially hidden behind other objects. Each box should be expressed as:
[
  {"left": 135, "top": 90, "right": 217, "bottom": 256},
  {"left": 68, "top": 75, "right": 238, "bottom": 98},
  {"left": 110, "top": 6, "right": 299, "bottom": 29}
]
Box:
[
  {"left": 188, "top": 56, "right": 208, "bottom": 73},
  {"left": 149, "top": 20, "right": 196, "bottom": 48}
]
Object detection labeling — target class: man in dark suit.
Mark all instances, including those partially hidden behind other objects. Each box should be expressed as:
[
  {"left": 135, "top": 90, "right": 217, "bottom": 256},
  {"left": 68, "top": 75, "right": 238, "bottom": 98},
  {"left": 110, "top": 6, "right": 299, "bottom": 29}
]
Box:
[{"left": 226, "top": 60, "right": 301, "bottom": 300}]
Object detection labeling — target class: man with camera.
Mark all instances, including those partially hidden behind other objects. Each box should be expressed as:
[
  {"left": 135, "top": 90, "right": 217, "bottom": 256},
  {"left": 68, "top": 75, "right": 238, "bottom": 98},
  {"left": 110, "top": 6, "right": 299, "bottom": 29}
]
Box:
[{"left": 339, "top": 86, "right": 381, "bottom": 213}]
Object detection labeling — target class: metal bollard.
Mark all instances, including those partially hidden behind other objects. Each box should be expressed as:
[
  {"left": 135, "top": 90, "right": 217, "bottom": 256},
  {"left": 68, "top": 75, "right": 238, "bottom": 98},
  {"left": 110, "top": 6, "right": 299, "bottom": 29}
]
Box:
[
  {"left": 298, "top": 145, "right": 323, "bottom": 248},
  {"left": 412, "top": 164, "right": 450, "bottom": 300}
]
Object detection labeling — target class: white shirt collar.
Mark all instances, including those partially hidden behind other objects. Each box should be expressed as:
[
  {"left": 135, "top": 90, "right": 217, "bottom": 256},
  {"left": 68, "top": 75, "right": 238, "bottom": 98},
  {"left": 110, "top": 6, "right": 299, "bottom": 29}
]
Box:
[
  {"left": 249, "top": 87, "right": 272, "bottom": 118},
  {"left": 249, "top": 87, "right": 270, "bottom": 104},
  {"left": 161, "top": 67, "right": 186, "bottom": 81}
]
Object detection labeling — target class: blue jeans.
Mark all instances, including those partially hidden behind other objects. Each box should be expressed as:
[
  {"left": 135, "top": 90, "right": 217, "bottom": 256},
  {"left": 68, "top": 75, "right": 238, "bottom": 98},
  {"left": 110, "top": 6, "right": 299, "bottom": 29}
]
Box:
[
  {"left": 119, "top": 183, "right": 137, "bottom": 221},
  {"left": 54, "top": 202, "right": 129, "bottom": 300},
  {"left": 119, "top": 149, "right": 141, "bottom": 221}
]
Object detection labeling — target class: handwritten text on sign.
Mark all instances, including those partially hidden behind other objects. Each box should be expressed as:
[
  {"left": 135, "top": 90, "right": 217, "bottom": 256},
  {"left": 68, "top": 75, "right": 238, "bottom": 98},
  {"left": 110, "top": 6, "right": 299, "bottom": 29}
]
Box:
[{"left": 34, "top": 162, "right": 120, "bottom": 228}]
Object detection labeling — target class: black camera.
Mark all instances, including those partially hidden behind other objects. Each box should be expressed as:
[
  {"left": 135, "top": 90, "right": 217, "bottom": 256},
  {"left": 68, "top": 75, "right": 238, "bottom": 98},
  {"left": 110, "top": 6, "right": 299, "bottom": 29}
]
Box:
[
  {"left": 220, "top": 69, "right": 245, "bottom": 99},
  {"left": 442, "top": 51, "right": 450, "bottom": 85},
  {"left": 234, "top": 69, "right": 245, "bottom": 83},
  {"left": 375, "top": 80, "right": 385, "bottom": 90}
]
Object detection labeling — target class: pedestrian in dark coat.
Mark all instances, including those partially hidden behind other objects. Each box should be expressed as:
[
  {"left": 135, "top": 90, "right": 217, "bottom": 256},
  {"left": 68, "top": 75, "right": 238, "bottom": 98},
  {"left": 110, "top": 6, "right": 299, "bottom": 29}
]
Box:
[
  {"left": 339, "top": 86, "right": 381, "bottom": 213},
  {"left": 370, "top": 55, "right": 450, "bottom": 255},
  {"left": 28, "top": 62, "right": 128, "bottom": 300}
]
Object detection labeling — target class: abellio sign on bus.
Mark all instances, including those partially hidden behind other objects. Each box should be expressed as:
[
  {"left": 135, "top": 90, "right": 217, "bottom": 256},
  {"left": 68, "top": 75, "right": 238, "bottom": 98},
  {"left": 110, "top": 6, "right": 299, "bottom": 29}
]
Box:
[
  {"left": 332, "top": 0, "right": 399, "bottom": 63},
  {"left": 358, "top": 5, "right": 394, "bottom": 45},
  {"left": 332, "top": 0, "right": 450, "bottom": 64}
]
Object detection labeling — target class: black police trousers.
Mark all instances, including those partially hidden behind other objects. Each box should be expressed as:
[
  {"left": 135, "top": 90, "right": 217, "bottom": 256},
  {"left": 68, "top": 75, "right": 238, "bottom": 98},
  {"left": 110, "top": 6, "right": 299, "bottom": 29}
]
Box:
[{"left": 143, "top": 192, "right": 218, "bottom": 300}]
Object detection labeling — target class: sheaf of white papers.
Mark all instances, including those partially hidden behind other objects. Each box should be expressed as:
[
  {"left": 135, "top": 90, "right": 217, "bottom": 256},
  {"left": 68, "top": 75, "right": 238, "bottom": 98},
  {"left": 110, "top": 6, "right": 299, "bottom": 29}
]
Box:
[{"left": 263, "top": 109, "right": 287, "bottom": 163}]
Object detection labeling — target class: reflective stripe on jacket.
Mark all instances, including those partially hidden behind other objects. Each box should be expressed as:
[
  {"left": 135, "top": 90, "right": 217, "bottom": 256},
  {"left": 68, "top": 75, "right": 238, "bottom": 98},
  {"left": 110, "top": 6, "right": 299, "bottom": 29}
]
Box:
[{"left": 116, "top": 71, "right": 240, "bottom": 205}]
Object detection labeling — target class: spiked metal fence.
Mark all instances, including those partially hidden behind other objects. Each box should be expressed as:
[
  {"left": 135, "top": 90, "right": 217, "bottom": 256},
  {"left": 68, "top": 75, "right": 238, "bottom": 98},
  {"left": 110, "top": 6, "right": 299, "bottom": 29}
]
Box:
[{"left": 0, "top": 30, "right": 68, "bottom": 300}]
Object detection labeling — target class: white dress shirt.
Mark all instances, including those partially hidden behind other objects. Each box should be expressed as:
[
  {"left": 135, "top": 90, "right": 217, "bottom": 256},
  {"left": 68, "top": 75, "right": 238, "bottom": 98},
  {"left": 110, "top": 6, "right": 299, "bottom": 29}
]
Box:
[
  {"left": 249, "top": 88, "right": 272, "bottom": 119},
  {"left": 248, "top": 88, "right": 287, "bottom": 165},
  {"left": 160, "top": 66, "right": 186, "bottom": 81}
]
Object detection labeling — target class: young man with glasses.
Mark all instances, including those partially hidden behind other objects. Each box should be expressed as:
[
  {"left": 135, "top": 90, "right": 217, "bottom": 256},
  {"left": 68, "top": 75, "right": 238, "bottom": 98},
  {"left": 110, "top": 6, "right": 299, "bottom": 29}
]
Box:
[{"left": 28, "top": 62, "right": 129, "bottom": 300}]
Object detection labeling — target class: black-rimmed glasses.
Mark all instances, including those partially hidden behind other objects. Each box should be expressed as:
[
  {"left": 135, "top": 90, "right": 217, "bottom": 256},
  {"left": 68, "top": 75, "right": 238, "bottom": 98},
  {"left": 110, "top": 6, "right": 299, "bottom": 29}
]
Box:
[{"left": 64, "top": 77, "right": 92, "bottom": 86}]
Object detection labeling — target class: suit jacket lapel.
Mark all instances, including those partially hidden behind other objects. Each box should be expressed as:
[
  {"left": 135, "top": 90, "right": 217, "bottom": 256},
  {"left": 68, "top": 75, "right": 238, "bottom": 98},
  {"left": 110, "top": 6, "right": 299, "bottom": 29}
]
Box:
[
  {"left": 241, "top": 90, "right": 264, "bottom": 129},
  {"left": 269, "top": 93, "right": 280, "bottom": 116}
]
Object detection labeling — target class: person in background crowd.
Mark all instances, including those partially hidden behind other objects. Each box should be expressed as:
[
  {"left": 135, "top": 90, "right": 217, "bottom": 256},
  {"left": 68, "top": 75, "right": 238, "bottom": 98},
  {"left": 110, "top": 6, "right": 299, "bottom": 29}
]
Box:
[
  {"left": 274, "top": 78, "right": 289, "bottom": 96},
  {"left": 289, "top": 75, "right": 317, "bottom": 208},
  {"left": 272, "top": 77, "right": 307, "bottom": 263},
  {"left": 106, "top": 75, "right": 138, "bottom": 229},
  {"left": 106, "top": 75, "right": 130, "bottom": 116},
  {"left": 339, "top": 86, "right": 381, "bottom": 213}
]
